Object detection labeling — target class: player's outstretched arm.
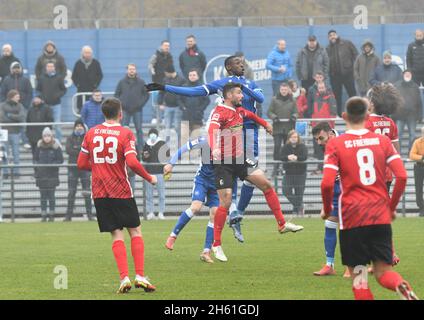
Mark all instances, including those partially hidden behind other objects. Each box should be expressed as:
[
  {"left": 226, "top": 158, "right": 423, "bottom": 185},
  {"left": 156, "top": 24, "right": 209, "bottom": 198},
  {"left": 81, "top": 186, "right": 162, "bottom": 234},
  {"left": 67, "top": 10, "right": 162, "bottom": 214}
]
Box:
[
  {"left": 241, "top": 109, "right": 273, "bottom": 134},
  {"left": 241, "top": 85, "right": 265, "bottom": 104},
  {"left": 126, "top": 152, "right": 155, "bottom": 184},
  {"left": 146, "top": 82, "right": 208, "bottom": 97},
  {"left": 168, "top": 137, "right": 208, "bottom": 169},
  {"left": 77, "top": 152, "right": 91, "bottom": 171}
]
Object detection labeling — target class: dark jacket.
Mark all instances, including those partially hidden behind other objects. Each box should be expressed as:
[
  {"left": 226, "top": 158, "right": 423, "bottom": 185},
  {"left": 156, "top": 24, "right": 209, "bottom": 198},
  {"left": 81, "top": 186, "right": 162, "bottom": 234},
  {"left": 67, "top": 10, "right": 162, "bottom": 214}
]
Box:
[
  {"left": 354, "top": 40, "right": 381, "bottom": 94},
  {"left": 394, "top": 79, "right": 423, "bottom": 121},
  {"left": 36, "top": 73, "right": 67, "bottom": 105},
  {"left": 296, "top": 43, "right": 329, "bottom": 80},
  {"left": 0, "top": 100, "right": 25, "bottom": 134},
  {"left": 158, "top": 74, "right": 186, "bottom": 107},
  {"left": 280, "top": 142, "right": 308, "bottom": 175},
  {"left": 149, "top": 49, "right": 174, "bottom": 84},
  {"left": 0, "top": 54, "right": 20, "bottom": 83},
  {"left": 26, "top": 101, "right": 53, "bottom": 144},
  {"left": 71, "top": 58, "right": 103, "bottom": 92},
  {"left": 406, "top": 39, "right": 424, "bottom": 73},
  {"left": 267, "top": 94, "right": 298, "bottom": 135},
  {"left": 80, "top": 98, "right": 104, "bottom": 129},
  {"left": 66, "top": 119, "right": 87, "bottom": 164},
  {"left": 114, "top": 75, "right": 149, "bottom": 114},
  {"left": 142, "top": 138, "right": 170, "bottom": 175},
  {"left": 326, "top": 38, "right": 358, "bottom": 77},
  {"left": 35, "top": 41, "right": 67, "bottom": 80},
  {"left": 369, "top": 63, "right": 402, "bottom": 86},
  {"left": 34, "top": 139, "right": 64, "bottom": 189},
  {"left": 0, "top": 63, "right": 33, "bottom": 109},
  {"left": 179, "top": 45, "right": 207, "bottom": 79},
  {"left": 179, "top": 80, "right": 210, "bottom": 124}
]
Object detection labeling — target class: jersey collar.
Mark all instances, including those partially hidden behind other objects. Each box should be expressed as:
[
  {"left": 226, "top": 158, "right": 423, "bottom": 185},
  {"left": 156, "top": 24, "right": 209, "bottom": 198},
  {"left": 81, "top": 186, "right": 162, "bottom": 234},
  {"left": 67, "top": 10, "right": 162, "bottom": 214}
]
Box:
[
  {"left": 219, "top": 104, "right": 236, "bottom": 111},
  {"left": 102, "top": 122, "right": 121, "bottom": 127},
  {"left": 345, "top": 128, "right": 369, "bottom": 136}
]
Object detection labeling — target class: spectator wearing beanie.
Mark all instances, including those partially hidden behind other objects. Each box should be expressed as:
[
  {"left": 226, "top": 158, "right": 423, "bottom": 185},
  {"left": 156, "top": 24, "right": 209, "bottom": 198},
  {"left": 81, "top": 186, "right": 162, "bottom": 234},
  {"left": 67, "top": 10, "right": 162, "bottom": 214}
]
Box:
[
  {"left": 34, "top": 127, "right": 64, "bottom": 222},
  {"left": 35, "top": 40, "right": 67, "bottom": 81},
  {"left": 369, "top": 51, "right": 402, "bottom": 86}
]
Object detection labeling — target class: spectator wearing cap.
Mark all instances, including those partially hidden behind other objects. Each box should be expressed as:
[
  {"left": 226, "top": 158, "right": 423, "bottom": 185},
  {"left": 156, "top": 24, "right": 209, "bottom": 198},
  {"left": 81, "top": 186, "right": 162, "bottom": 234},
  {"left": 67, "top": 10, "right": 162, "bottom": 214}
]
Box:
[
  {"left": 34, "top": 127, "right": 64, "bottom": 222},
  {"left": 142, "top": 128, "right": 170, "bottom": 220},
  {"left": 266, "top": 39, "right": 293, "bottom": 95},
  {"left": 354, "top": 39, "right": 380, "bottom": 96},
  {"left": 114, "top": 63, "right": 150, "bottom": 148},
  {"left": 406, "top": 29, "right": 424, "bottom": 86},
  {"left": 158, "top": 64, "right": 186, "bottom": 143},
  {"left": 179, "top": 35, "right": 207, "bottom": 81},
  {"left": 26, "top": 96, "right": 53, "bottom": 161},
  {"left": 369, "top": 51, "right": 403, "bottom": 86},
  {"left": 326, "top": 30, "right": 358, "bottom": 116},
  {"left": 0, "top": 89, "right": 25, "bottom": 178},
  {"left": 0, "top": 44, "right": 20, "bottom": 85},
  {"left": 394, "top": 69, "right": 423, "bottom": 151},
  {"left": 296, "top": 35, "right": 329, "bottom": 94},
  {"left": 409, "top": 126, "right": 424, "bottom": 217},
  {"left": 80, "top": 89, "right": 105, "bottom": 129}
]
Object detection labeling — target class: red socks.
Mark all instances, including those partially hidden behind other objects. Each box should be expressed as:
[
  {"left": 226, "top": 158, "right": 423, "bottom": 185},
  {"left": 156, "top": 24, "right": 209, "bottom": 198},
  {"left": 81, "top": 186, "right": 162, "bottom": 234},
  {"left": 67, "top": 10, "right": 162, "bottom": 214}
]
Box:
[
  {"left": 378, "top": 271, "right": 403, "bottom": 291},
  {"left": 352, "top": 287, "right": 374, "bottom": 300},
  {"left": 112, "top": 240, "right": 128, "bottom": 280},
  {"left": 131, "top": 236, "right": 145, "bottom": 277},
  {"left": 264, "top": 188, "right": 286, "bottom": 227},
  {"left": 213, "top": 206, "right": 228, "bottom": 247}
]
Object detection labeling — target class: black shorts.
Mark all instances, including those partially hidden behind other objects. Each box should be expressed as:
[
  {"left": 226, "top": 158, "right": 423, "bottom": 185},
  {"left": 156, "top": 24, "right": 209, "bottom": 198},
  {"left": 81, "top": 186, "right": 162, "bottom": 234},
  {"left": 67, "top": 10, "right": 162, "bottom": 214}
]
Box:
[
  {"left": 213, "top": 160, "right": 253, "bottom": 190},
  {"left": 94, "top": 198, "right": 140, "bottom": 233},
  {"left": 339, "top": 224, "right": 393, "bottom": 267}
]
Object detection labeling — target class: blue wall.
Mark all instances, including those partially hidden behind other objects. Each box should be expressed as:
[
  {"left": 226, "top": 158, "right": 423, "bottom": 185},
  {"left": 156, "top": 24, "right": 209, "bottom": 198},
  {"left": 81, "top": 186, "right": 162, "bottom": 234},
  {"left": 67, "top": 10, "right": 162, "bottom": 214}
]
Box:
[{"left": 0, "top": 23, "right": 421, "bottom": 121}]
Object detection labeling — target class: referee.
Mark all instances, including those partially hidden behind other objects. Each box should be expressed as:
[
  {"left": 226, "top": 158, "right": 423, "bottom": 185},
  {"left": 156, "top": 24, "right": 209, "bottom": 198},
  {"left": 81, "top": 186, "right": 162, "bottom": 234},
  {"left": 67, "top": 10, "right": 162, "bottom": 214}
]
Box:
[{"left": 409, "top": 126, "right": 424, "bottom": 217}]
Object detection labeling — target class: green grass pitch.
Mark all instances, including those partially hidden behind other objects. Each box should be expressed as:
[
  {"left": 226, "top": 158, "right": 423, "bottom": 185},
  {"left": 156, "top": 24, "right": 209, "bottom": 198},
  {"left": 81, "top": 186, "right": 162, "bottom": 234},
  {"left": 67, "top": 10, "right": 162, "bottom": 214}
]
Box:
[{"left": 0, "top": 217, "right": 422, "bottom": 300}]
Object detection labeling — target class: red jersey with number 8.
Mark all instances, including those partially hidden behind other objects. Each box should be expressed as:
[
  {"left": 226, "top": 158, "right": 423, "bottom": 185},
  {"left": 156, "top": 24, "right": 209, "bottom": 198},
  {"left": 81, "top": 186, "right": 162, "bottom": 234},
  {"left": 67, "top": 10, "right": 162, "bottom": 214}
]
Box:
[
  {"left": 323, "top": 129, "right": 401, "bottom": 230},
  {"left": 80, "top": 123, "right": 137, "bottom": 199}
]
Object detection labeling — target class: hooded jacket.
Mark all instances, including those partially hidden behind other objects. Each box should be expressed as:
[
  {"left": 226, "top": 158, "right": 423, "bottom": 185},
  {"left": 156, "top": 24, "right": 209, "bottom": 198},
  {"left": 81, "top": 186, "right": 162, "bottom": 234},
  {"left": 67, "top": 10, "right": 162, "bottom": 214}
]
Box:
[
  {"left": 71, "top": 55, "right": 103, "bottom": 92},
  {"left": 141, "top": 137, "right": 170, "bottom": 174},
  {"left": 266, "top": 46, "right": 293, "bottom": 81},
  {"left": 394, "top": 79, "right": 423, "bottom": 120},
  {"left": 296, "top": 43, "right": 329, "bottom": 80},
  {"left": 0, "top": 99, "right": 25, "bottom": 134},
  {"left": 34, "top": 137, "right": 63, "bottom": 189},
  {"left": 179, "top": 79, "right": 210, "bottom": 124},
  {"left": 326, "top": 37, "right": 358, "bottom": 77},
  {"left": 148, "top": 48, "right": 174, "bottom": 84},
  {"left": 0, "top": 62, "right": 33, "bottom": 108},
  {"left": 26, "top": 100, "right": 53, "bottom": 144},
  {"left": 406, "top": 38, "right": 424, "bottom": 73},
  {"left": 179, "top": 45, "right": 207, "bottom": 79},
  {"left": 35, "top": 41, "right": 67, "bottom": 80},
  {"left": 114, "top": 75, "right": 149, "bottom": 114},
  {"left": 354, "top": 40, "right": 381, "bottom": 94},
  {"left": 66, "top": 119, "right": 87, "bottom": 164},
  {"left": 80, "top": 98, "right": 105, "bottom": 129},
  {"left": 0, "top": 53, "right": 20, "bottom": 84},
  {"left": 267, "top": 93, "right": 298, "bottom": 135}
]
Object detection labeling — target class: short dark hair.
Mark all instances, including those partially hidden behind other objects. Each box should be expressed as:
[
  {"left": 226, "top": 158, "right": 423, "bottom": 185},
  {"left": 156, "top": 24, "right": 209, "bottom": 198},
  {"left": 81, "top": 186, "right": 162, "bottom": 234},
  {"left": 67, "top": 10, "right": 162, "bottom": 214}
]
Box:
[
  {"left": 7, "top": 89, "right": 19, "bottom": 100},
  {"left": 186, "top": 34, "right": 196, "bottom": 39},
  {"left": 224, "top": 55, "right": 238, "bottom": 70},
  {"left": 312, "top": 122, "right": 332, "bottom": 136},
  {"left": 222, "top": 82, "right": 242, "bottom": 99},
  {"left": 101, "top": 97, "right": 121, "bottom": 120},
  {"left": 188, "top": 68, "right": 199, "bottom": 75},
  {"left": 92, "top": 89, "right": 102, "bottom": 94},
  {"left": 345, "top": 97, "right": 368, "bottom": 124}
]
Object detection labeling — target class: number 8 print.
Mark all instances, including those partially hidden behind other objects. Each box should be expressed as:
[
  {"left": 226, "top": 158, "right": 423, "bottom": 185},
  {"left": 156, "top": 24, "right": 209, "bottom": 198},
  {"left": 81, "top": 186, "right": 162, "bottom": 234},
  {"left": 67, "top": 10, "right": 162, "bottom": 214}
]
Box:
[
  {"left": 357, "top": 148, "right": 376, "bottom": 186},
  {"left": 93, "top": 136, "right": 118, "bottom": 164}
]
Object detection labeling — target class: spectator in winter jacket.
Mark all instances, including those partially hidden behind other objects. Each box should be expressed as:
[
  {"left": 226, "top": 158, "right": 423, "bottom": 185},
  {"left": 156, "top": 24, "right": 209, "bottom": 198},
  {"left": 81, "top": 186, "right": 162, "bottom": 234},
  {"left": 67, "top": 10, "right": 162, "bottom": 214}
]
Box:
[
  {"left": 71, "top": 46, "right": 103, "bottom": 113},
  {"left": 280, "top": 130, "right": 308, "bottom": 217},
  {"left": 369, "top": 51, "right": 403, "bottom": 86},
  {"left": 158, "top": 65, "right": 186, "bottom": 143},
  {"left": 0, "top": 90, "right": 25, "bottom": 177},
  {"left": 142, "top": 128, "right": 170, "bottom": 220},
  {"left": 395, "top": 69, "right": 423, "bottom": 151},
  {"left": 306, "top": 71, "right": 331, "bottom": 117},
  {"left": 35, "top": 41, "right": 67, "bottom": 80},
  {"left": 179, "top": 69, "right": 210, "bottom": 144},
  {"left": 326, "top": 30, "right": 358, "bottom": 116},
  {"left": 0, "top": 61, "right": 33, "bottom": 109},
  {"left": 266, "top": 39, "right": 293, "bottom": 95},
  {"left": 80, "top": 90, "right": 104, "bottom": 129},
  {"left": 64, "top": 119, "right": 94, "bottom": 222},
  {"left": 179, "top": 35, "right": 207, "bottom": 81},
  {"left": 0, "top": 44, "right": 20, "bottom": 84},
  {"left": 114, "top": 63, "right": 150, "bottom": 148},
  {"left": 288, "top": 80, "right": 308, "bottom": 118},
  {"left": 296, "top": 35, "right": 329, "bottom": 94},
  {"left": 148, "top": 40, "right": 174, "bottom": 84},
  {"left": 34, "top": 127, "right": 63, "bottom": 222},
  {"left": 354, "top": 39, "right": 381, "bottom": 96},
  {"left": 36, "top": 62, "right": 67, "bottom": 142},
  {"left": 406, "top": 29, "right": 424, "bottom": 86},
  {"left": 26, "top": 96, "right": 53, "bottom": 161},
  {"left": 267, "top": 82, "right": 298, "bottom": 175}
]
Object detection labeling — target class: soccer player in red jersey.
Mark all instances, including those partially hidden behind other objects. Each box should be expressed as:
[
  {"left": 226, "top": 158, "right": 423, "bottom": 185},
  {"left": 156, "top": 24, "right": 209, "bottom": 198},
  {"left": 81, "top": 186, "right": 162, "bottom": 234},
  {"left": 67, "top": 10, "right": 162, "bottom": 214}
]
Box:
[
  {"left": 208, "top": 83, "right": 303, "bottom": 261},
  {"left": 77, "top": 97, "right": 157, "bottom": 294},
  {"left": 321, "top": 97, "right": 418, "bottom": 300}
]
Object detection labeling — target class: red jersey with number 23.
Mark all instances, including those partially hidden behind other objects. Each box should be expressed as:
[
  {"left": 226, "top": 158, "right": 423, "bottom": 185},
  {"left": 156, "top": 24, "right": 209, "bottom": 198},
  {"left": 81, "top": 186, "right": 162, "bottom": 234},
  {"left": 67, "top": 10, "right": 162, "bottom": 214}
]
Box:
[
  {"left": 81, "top": 123, "right": 137, "bottom": 199},
  {"left": 324, "top": 129, "right": 402, "bottom": 230}
]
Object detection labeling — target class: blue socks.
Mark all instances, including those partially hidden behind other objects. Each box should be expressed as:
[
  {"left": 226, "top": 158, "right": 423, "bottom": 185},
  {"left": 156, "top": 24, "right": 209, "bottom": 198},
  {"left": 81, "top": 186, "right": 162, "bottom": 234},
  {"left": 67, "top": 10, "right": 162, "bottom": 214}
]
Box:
[
  {"left": 324, "top": 220, "right": 338, "bottom": 266},
  {"left": 171, "top": 208, "right": 194, "bottom": 237},
  {"left": 203, "top": 222, "right": 214, "bottom": 251},
  {"left": 237, "top": 183, "right": 255, "bottom": 216}
]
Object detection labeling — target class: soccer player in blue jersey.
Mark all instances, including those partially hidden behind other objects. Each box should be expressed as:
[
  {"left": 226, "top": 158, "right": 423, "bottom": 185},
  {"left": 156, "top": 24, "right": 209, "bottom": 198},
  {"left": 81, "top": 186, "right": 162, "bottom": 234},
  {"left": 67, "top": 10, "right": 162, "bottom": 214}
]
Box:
[
  {"left": 163, "top": 136, "right": 220, "bottom": 263},
  {"left": 146, "top": 56, "right": 264, "bottom": 243}
]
